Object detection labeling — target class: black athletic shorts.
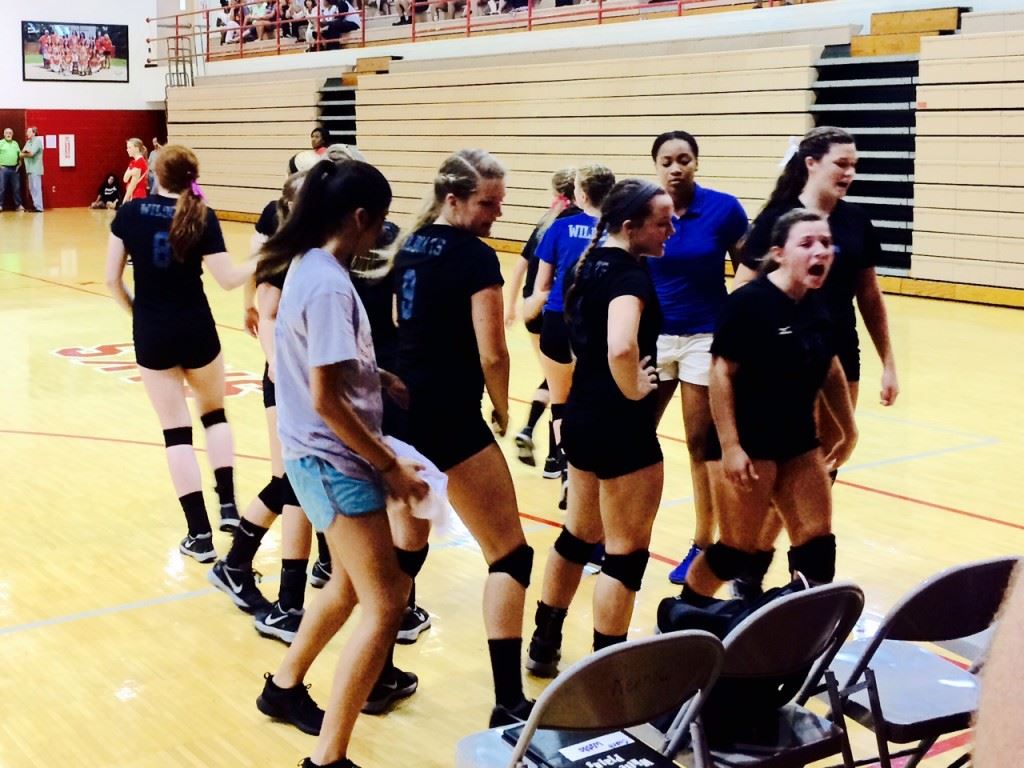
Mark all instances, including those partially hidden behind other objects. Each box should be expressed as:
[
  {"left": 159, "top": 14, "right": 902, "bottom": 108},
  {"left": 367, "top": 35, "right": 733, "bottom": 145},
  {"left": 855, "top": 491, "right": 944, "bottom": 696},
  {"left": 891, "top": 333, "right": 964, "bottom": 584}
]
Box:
[
  {"left": 133, "top": 308, "right": 220, "bottom": 371},
  {"left": 540, "top": 310, "right": 572, "bottom": 364},
  {"left": 262, "top": 362, "right": 276, "bottom": 409},
  {"left": 524, "top": 311, "right": 543, "bottom": 336},
  {"left": 406, "top": 400, "right": 496, "bottom": 472},
  {"left": 704, "top": 424, "right": 819, "bottom": 464},
  {"left": 561, "top": 407, "right": 662, "bottom": 480},
  {"left": 836, "top": 339, "right": 861, "bottom": 384}
]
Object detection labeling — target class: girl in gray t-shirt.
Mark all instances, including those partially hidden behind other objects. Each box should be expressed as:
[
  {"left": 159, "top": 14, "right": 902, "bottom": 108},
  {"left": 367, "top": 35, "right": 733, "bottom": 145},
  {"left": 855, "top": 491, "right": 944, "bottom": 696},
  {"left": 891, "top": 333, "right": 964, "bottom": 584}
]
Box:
[{"left": 252, "top": 159, "right": 428, "bottom": 768}]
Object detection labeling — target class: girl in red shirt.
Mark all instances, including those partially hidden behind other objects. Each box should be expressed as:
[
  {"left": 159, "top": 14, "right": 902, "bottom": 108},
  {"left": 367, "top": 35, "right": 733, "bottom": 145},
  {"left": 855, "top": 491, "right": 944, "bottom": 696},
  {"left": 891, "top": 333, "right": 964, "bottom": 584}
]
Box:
[{"left": 124, "top": 138, "right": 149, "bottom": 203}]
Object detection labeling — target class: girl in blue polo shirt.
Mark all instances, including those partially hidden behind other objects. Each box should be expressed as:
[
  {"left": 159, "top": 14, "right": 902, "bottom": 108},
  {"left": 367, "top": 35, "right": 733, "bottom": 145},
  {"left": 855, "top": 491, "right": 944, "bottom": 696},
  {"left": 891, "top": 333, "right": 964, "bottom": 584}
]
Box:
[
  {"left": 527, "top": 163, "right": 616, "bottom": 509},
  {"left": 646, "top": 131, "right": 749, "bottom": 586}
]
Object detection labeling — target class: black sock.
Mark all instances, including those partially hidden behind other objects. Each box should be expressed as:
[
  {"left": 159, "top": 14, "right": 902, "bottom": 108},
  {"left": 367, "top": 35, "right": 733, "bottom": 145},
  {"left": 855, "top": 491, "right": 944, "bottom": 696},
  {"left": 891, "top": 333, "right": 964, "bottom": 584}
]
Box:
[
  {"left": 407, "top": 579, "right": 416, "bottom": 610},
  {"left": 488, "top": 638, "right": 525, "bottom": 707},
  {"left": 279, "top": 559, "right": 308, "bottom": 611},
  {"left": 179, "top": 491, "right": 211, "bottom": 536},
  {"left": 525, "top": 398, "right": 546, "bottom": 433},
  {"left": 681, "top": 584, "right": 718, "bottom": 608},
  {"left": 377, "top": 643, "right": 396, "bottom": 682},
  {"left": 226, "top": 519, "right": 268, "bottom": 568},
  {"left": 213, "top": 466, "right": 235, "bottom": 507},
  {"left": 533, "top": 601, "right": 568, "bottom": 644},
  {"left": 593, "top": 630, "right": 627, "bottom": 652},
  {"left": 547, "top": 420, "right": 557, "bottom": 461},
  {"left": 315, "top": 532, "right": 331, "bottom": 566}
]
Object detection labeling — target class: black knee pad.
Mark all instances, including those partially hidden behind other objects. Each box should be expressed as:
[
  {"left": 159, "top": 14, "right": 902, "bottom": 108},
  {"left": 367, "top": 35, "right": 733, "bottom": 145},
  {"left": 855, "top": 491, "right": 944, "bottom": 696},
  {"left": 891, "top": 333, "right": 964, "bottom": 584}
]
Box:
[
  {"left": 280, "top": 473, "right": 300, "bottom": 508},
  {"left": 163, "top": 426, "right": 193, "bottom": 447},
  {"left": 257, "top": 476, "right": 284, "bottom": 515},
  {"left": 550, "top": 403, "right": 566, "bottom": 421},
  {"left": 553, "top": 526, "right": 595, "bottom": 565},
  {"left": 488, "top": 544, "right": 534, "bottom": 588},
  {"left": 788, "top": 534, "right": 836, "bottom": 585},
  {"left": 602, "top": 549, "right": 650, "bottom": 592},
  {"left": 200, "top": 408, "right": 227, "bottom": 428},
  {"left": 395, "top": 544, "right": 429, "bottom": 579},
  {"left": 704, "top": 542, "right": 758, "bottom": 582}
]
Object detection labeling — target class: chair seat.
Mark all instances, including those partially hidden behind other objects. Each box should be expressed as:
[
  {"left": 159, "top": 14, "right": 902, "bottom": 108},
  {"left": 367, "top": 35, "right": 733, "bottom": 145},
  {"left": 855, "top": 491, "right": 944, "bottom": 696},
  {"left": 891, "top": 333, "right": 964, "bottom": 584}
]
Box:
[
  {"left": 830, "top": 639, "right": 978, "bottom": 743},
  {"left": 456, "top": 727, "right": 518, "bottom": 768},
  {"left": 707, "top": 704, "right": 845, "bottom": 768}
]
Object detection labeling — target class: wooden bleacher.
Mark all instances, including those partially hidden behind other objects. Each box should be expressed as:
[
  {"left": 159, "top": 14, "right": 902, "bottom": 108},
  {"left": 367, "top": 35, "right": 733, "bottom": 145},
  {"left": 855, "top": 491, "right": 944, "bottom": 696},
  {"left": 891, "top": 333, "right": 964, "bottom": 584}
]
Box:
[{"left": 913, "top": 28, "right": 1024, "bottom": 292}]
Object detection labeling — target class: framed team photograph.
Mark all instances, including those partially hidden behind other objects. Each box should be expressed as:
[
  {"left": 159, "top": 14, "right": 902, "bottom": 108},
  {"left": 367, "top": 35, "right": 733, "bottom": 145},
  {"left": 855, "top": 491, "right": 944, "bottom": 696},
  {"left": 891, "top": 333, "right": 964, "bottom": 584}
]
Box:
[{"left": 22, "top": 21, "right": 129, "bottom": 82}]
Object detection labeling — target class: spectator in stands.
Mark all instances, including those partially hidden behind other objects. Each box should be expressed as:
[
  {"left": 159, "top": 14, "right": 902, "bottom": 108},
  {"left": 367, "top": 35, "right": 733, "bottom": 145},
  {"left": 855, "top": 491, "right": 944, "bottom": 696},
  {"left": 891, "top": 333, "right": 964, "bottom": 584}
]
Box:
[
  {"left": 315, "top": 0, "right": 360, "bottom": 49},
  {"left": 254, "top": 0, "right": 282, "bottom": 39},
  {"left": 214, "top": 0, "right": 232, "bottom": 44},
  {"left": 91, "top": 173, "right": 122, "bottom": 209},
  {"left": 0, "top": 127, "right": 23, "bottom": 212},
  {"left": 311, "top": 126, "right": 329, "bottom": 156}
]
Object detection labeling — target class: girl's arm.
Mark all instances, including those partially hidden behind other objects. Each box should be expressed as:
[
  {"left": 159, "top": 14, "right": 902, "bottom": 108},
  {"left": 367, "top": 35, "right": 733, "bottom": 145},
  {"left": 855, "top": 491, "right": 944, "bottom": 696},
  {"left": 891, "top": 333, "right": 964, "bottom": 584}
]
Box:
[
  {"left": 523, "top": 259, "right": 553, "bottom": 322},
  {"left": 709, "top": 355, "right": 758, "bottom": 490},
  {"left": 122, "top": 167, "right": 141, "bottom": 202},
  {"left": 819, "top": 357, "right": 859, "bottom": 469},
  {"left": 504, "top": 256, "right": 529, "bottom": 327},
  {"left": 607, "top": 295, "right": 657, "bottom": 401},
  {"left": 471, "top": 285, "right": 511, "bottom": 434},
  {"left": 855, "top": 267, "right": 899, "bottom": 405},
  {"left": 203, "top": 251, "right": 257, "bottom": 291},
  {"left": 104, "top": 234, "right": 134, "bottom": 314},
  {"left": 255, "top": 283, "right": 281, "bottom": 378}
]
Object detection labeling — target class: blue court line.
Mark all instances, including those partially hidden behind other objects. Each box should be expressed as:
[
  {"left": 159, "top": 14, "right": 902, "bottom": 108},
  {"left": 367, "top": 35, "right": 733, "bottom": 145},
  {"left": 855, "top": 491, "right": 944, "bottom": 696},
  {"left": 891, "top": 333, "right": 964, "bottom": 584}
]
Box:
[
  {"left": 0, "top": 523, "right": 550, "bottom": 639},
  {"left": 857, "top": 410, "right": 995, "bottom": 443},
  {"left": 838, "top": 438, "right": 998, "bottom": 474}
]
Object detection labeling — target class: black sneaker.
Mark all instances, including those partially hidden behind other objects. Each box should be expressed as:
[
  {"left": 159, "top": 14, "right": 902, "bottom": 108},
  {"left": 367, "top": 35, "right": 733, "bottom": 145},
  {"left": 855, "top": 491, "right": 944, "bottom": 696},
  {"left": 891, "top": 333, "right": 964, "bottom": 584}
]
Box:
[
  {"left": 514, "top": 429, "right": 536, "bottom": 467},
  {"left": 396, "top": 604, "right": 431, "bottom": 644},
  {"left": 309, "top": 558, "right": 331, "bottom": 589},
  {"left": 525, "top": 635, "right": 561, "bottom": 678},
  {"left": 256, "top": 672, "right": 324, "bottom": 735},
  {"left": 300, "top": 758, "right": 360, "bottom": 768},
  {"left": 208, "top": 560, "right": 272, "bottom": 615},
  {"left": 254, "top": 601, "right": 304, "bottom": 644},
  {"left": 489, "top": 698, "right": 534, "bottom": 728},
  {"left": 583, "top": 543, "right": 605, "bottom": 576},
  {"left": 179, "top": 533, "right": 216, "bottom": 563},
  {"left": 218, "top": 502, "right": 240, "bottom": 532},
  {"left": 542, "top": 455, "right": 562, "bottom": 479},
  {"left": 731, "top": 576, "right": 765, "bottom": 602},
  {"left": 361, "top": 667, "right": 418, "bottom": 715}
]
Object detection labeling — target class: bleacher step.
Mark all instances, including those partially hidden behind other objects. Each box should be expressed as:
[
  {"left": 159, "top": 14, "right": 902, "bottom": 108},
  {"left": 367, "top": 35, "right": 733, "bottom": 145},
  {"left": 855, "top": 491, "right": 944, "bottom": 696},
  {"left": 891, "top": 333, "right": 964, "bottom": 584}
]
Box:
[
  {"left": 851, "top": 31, "right": 939, "bottom": 57},
  {"left": 870, "top": 7, "right": 962, "bottom": 35}
]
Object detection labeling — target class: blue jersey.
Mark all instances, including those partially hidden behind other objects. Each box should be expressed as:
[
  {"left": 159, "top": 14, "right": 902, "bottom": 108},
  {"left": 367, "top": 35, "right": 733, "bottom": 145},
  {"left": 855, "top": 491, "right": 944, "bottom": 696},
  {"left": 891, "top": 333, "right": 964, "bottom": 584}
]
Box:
[
  {"left": 647, "top": 184, "right": 748, "bottom": 335},
  {"left": 536, "top": 211, "right": 598, "bottom": 314}
]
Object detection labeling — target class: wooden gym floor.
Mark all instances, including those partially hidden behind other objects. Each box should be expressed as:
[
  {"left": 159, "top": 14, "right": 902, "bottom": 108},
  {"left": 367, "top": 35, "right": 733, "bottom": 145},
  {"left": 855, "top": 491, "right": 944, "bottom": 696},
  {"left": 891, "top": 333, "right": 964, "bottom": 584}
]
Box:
[{"left": 1, "top": 209, "right": 1021, "bottom": 767}]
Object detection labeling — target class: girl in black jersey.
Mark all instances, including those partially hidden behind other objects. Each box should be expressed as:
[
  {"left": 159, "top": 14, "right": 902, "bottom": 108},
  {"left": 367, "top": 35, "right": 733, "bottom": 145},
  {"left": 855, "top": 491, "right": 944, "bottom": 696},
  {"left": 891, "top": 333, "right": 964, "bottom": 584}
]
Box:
[
  {"left": 681, "top": 210, "right": 858, "bottom": 605},
  {"left": 393, "top": 149, "right": 534, "bottom": 727},
  {"left": 105, "top": 145, "right": 255, "bottom": 562},
  {"left": 528, "top": 180, "right": 674, "bottom": 675},
  {"left": 505, "top": 167, "right": 577, "bottom": 472},
  {"left": 731, "top": 126, "right": 899, "bottom": 596}
]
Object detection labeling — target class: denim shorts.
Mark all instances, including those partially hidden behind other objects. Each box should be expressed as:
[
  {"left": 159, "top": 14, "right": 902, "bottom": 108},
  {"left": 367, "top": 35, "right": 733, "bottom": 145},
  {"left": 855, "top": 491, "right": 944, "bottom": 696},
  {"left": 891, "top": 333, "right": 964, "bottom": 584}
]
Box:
[{"left": 284, "top": 455, "right": 386, "bottom": 531}]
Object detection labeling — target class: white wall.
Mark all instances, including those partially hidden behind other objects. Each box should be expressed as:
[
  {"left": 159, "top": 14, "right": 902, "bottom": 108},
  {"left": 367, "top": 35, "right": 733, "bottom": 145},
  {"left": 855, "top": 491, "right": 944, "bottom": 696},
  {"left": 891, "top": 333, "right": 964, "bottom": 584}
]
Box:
[
  {"left": 199, "top": 0, "right": 1024, "bottom": 79},
  {"left": 0, "top": 0, "right": 166, "bottom": 110}
]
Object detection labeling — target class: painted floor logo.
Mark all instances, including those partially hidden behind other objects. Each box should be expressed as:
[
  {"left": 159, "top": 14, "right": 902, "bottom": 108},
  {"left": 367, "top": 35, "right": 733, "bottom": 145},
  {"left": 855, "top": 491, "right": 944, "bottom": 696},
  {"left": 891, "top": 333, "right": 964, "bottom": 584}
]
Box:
[{"left": 52, "top": 343, "right": 264, "bottom": 398}]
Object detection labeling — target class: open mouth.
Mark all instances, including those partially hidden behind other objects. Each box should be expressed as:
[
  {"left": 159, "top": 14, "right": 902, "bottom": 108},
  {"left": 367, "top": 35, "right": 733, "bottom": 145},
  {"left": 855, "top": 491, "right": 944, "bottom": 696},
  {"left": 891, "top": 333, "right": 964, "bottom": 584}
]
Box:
[{"left": 808, "top": 263, "right": 826, "bottom": 277}]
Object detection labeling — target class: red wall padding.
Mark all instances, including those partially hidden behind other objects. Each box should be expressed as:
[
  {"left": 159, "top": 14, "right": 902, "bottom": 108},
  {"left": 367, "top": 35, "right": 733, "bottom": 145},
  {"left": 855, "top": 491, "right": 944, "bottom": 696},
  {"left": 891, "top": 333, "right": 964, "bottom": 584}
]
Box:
[{"left": 23, "top": 110, "right": 167, "bottom": 208}]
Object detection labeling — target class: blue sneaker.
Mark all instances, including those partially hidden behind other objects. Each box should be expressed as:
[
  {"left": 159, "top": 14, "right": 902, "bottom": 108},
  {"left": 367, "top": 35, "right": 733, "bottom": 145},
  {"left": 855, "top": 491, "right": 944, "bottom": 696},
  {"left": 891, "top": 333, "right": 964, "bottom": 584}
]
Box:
[{"left": 668, "top": 543, "right": 702, "bottom": 585}]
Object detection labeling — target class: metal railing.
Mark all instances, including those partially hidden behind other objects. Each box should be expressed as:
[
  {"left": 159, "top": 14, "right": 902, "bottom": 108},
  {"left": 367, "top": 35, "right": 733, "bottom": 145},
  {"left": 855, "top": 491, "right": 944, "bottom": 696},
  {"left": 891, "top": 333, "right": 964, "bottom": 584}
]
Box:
[{"left": 146, "top": 0, "right": 802, "bottom": 72}]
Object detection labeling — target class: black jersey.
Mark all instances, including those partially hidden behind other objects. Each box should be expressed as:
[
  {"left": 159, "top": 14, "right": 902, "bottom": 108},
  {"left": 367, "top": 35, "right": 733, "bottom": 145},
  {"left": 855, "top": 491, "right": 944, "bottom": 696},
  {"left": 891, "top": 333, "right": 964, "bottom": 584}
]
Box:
[
  {"left": 255, "top": 200, "right": 278, "bottom": 237},
  {"left": 566, "top": 246, "right": 662, "bottom": 421},
  {"left": 111, "top": 195, "right": 226, "bottom": 313},
  {"left": 352, "top": 273, "right": 397, "bottom": 371},
  {"left": 394, "top": 224, "right": 504, "bottom": 404},
  {"left": 521, "top": 204, "right": 581, "bottom": 299},
  {"left": 711, "top": 276, "right": 834, "bottom": 459},
  {"left": 741, "top": 198, "right": 880, "bottom": 344}
]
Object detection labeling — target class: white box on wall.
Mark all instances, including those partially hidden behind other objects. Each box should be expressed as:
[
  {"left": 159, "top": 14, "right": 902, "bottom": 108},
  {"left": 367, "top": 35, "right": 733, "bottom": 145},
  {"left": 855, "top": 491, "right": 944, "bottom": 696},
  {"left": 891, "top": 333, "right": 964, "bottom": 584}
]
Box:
[{"left": 58, "top": 134, "right": 75, "bottom": 167}]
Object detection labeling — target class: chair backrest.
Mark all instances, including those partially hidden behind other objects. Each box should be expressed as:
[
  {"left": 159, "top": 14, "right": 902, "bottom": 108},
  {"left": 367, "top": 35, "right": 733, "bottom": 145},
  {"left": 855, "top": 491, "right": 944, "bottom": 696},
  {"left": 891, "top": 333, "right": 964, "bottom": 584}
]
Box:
[
  {"left": 722, "top": 581, "right": 865, "bottom": 681},
  {"left": 507, "top": 630, "right": 724, "bottom": 767},
  {"left": 840, "top": 557, "right": 1020, "bottom": 687}
]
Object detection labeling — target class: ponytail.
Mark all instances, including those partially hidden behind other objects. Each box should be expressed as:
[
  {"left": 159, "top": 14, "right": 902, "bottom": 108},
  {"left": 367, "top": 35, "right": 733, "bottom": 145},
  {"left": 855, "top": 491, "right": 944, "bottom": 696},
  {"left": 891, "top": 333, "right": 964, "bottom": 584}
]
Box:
[
  {"left": 256, "top": 159, "right": 392, "bottom": 285},
  {"left": 168, "top": 186, "right": 209, "bottom": 263}
]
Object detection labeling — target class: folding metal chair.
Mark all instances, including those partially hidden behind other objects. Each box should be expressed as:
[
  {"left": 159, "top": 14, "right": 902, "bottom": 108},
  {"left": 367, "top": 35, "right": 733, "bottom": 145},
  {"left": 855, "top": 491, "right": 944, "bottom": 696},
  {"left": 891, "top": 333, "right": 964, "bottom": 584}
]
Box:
[
  {"left": 455, "top": 629, "right": 725, "bottom": 768},
  {"left": 825, "top": 556, "right": 1020, "bottom": 768},
  {"left": 668, "top": 581, "right": 865, "bottom": 768}
]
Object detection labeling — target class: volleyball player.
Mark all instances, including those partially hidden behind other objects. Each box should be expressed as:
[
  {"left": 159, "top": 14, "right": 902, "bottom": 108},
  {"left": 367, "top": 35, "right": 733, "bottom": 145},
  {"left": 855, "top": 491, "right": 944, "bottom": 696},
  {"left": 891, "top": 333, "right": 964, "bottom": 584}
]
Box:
[
  {"left": 104, "top": 145, "right": 253, "bottom": 562},
  {"left": 504, "top": 167, "right": 578, "bottom": 471},
  {"left": 393, "top": 149, "right": 534, "bottom": 726},
  {"left": 681, "top": 210, "right": 857, "bottom": 605},
  {"left": 529, "top": 163, "right": 616, "bottom": 509},
  {"left": 731, "top": 126, "right": 898, "bottom": 597},
  {"left": 123, "top": 139, "right": 149, "bottom": 204},
  {"left": 646, "top": 131, "right": 749, "bottom": 585},
  {"left": 528, "top": 179, "right": 673, "bottom": 675},
  {"left": 253, "top": 160, "right": 429, "bottom": 768}
]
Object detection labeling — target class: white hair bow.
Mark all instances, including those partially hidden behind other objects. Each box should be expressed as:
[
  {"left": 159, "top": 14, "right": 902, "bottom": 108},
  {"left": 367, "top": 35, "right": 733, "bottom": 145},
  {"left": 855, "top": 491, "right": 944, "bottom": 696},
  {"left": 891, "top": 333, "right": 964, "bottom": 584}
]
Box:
[{"left": 779, "top": 136, "right": 801, "bottom": 168}]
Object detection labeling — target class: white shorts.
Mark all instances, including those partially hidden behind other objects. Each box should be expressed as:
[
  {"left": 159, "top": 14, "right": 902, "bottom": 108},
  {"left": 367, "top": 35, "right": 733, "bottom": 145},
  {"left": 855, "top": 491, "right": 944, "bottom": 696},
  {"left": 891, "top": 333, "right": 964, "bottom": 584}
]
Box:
[{"left": 656, "top": 333, "right": 712, "bottom": 386}]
